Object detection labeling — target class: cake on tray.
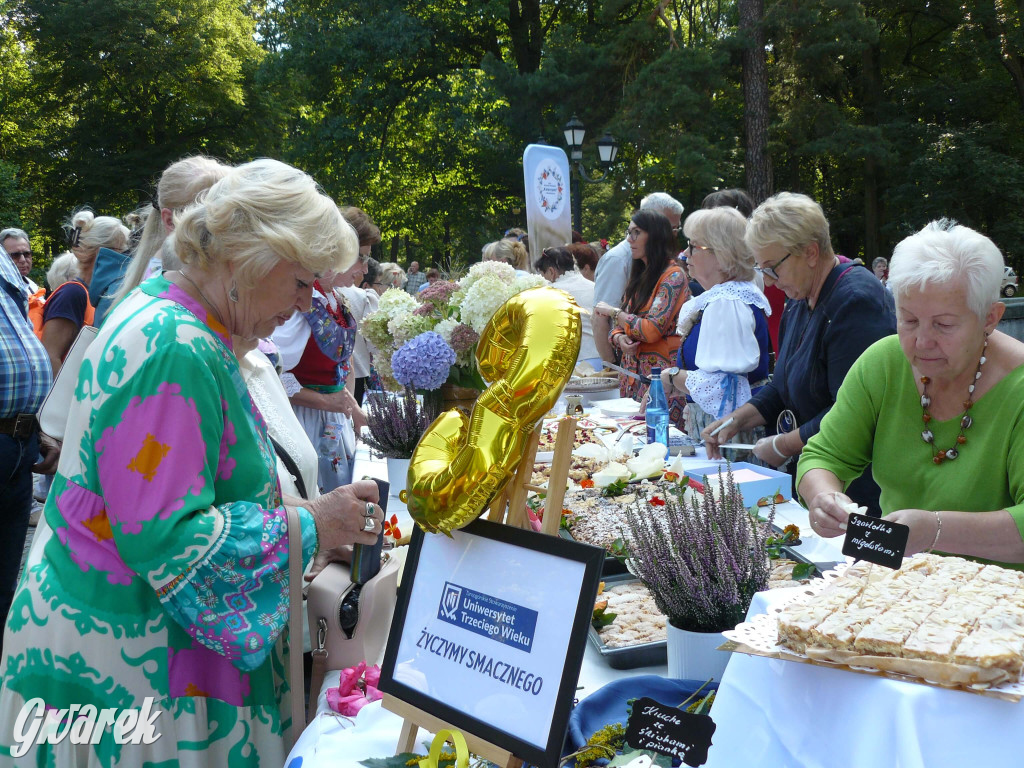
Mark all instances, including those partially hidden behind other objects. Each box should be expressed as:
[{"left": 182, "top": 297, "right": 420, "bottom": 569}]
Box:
[{"left": 777, "top": 553, "right": 1024, "bottom": 686}]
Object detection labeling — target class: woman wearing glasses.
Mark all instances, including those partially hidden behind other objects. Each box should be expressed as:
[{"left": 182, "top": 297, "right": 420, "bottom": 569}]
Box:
[
  {"left": 594, "top": 209, "right": 688, "bottom": 408},
  {"left": 703, "top": 192, "right": 895, "bottom": 514},
  {"left": 273, "top": 221, "right": 371, "bottom": 494},
  {"left": 659, "top": 206, "right": 772, "bottom": 442}
]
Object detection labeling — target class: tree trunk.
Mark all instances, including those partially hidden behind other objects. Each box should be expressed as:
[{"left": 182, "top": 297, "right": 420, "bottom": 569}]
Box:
[
  {"left": 738, "top": 0, "right": 772, "bottom": 203},
  {"left": 507, "top": 0, "right": 543, "bottom": 73},
  {"left": 862, "top": 40, "right": 884, "bottom": 266}
]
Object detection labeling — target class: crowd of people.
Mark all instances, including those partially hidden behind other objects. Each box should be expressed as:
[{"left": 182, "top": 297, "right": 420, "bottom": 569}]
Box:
[{"left": 3, "top": 152, "right": 1024, "bottom": 764}]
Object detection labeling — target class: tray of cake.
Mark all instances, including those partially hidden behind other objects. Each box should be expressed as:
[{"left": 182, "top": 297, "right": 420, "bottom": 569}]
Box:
[
  {"left": 590, "top": 575, "right": 668, "bottom": 669},
  {"left": 723, "top": 553, "right": 1024, "bottom": 701}
]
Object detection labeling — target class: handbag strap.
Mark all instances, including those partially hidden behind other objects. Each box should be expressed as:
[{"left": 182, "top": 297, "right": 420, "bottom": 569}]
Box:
[
  {"left": 308, "top": 629, "right": 329, "bottom": 718},
  {"left": 271, "top": 436, "right": 309, "bottom": 500},
  {"left": 285, "top": 505, "right": 307, "bottom": 743}
]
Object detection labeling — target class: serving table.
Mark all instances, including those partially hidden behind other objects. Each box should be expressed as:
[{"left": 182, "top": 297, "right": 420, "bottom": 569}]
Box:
[{"left": 285, "top": 405, "right": 847, "bottom": 767}]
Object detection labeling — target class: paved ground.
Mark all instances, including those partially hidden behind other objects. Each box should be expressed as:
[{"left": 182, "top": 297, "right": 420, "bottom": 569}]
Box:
[{"left": 18, "top": 499, "right": 43, "bottom": 581}]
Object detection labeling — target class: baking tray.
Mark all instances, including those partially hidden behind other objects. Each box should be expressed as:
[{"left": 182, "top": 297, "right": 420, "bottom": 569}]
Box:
[{"left": 588, "top": 574, "right": 667, "bottom": 670}]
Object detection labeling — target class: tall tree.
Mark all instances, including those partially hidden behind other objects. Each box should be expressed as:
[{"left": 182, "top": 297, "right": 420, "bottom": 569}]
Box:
[
  {"left": 738, "top": 0, "right": 772, "bottom": 203},
  {"left": 14, "top": 0, "right": 275, "bottom": 244}
]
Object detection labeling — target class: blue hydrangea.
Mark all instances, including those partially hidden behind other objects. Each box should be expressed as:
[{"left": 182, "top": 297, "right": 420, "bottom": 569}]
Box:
[{"left": 391, "top": 332, "right": 456, "bottom": 391}]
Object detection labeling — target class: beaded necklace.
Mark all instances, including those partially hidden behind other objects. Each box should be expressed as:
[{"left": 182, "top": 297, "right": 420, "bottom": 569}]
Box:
[{"left": 920, "top": 337, "right": 987, "bottom": 464}]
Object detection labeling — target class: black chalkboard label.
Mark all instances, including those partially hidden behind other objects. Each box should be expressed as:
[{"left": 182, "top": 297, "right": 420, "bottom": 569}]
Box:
[
  {"left": 624, "top": 697, "right": 716, "bottom": 767},
  {"left": 841, "top": 512, "right": 909, "bottom": 569}
]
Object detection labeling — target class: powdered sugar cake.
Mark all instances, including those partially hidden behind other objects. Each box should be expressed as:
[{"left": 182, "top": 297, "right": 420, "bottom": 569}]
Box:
[{"left": 777, "top": 553, "right": 1024, "bottom": 686}]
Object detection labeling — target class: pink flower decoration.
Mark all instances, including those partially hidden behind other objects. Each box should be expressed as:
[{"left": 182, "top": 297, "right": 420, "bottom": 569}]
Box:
[
  {"left": 326, "top": 662, "right": 384, "bottom": 716},
  {"left": 364, "top": 665, "right": 381, "bottom": 689},
  {"left": 527, "top": 508, "right": 543, "bottom": 532}
]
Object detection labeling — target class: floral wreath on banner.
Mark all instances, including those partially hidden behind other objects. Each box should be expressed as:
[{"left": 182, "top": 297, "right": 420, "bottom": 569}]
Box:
[{"left": 537, "top": 165, "right": 565, "bottom": 215}]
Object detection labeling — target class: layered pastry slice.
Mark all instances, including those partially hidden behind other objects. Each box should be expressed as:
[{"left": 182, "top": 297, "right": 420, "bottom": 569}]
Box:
[{"left": 853, "top": 604, "right": 929, "bottom": 657}]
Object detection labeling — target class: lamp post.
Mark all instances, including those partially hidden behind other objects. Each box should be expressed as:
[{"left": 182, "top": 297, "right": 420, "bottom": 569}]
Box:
[{"left": 562, "top": 115, "right": 619, "bottom": 235}]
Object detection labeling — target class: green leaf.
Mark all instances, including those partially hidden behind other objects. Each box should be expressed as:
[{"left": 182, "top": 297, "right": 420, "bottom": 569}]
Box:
[
  {"left": 602, "top": 479, "right": 629, "bottom": 497},
  {"left": 359, "top": 753, "right": 421, "bottom": 768},
  {"left": 607, "top": 537, "right": 629, "bottom": 561},
  {"left": 592, "top": 609, "right": 618, "bottom": 630},
  {"left": 791, "top": 562, "right": 815, "bottom": 580}
]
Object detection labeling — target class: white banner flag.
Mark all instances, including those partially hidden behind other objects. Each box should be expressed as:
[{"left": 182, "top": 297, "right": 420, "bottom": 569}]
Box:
[{"left": 522, "top": 144, "right": 572, "bottom": 269}]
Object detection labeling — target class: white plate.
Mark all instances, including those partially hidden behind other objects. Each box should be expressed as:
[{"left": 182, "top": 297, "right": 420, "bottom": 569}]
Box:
[{"left": 594, "top": 398, "right": 640, "bottom": 417}]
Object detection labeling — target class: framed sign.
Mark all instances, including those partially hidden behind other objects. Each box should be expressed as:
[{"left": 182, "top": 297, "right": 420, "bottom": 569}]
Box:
[{"left": 379, "top": 518, "right": 605, "bottom": 768}]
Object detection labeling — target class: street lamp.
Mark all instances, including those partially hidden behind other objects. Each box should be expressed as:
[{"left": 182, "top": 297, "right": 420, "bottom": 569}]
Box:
[{"left": 562, "top": 116, "right": 619, "bottom": 234}]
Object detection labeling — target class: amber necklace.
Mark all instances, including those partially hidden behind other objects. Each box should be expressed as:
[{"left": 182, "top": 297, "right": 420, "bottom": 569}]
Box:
[{"left": 920, "top": 336, "right": 987, "bottom": 464}]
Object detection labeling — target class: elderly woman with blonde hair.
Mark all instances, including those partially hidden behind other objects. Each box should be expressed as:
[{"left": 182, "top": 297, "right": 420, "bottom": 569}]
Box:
[
  {"left": 800, "top": 221, "right": 1024, "bottom": 568},
  {"left": 378, "top": 261, "right": 406, "bottom": 290},
  {"left": 704, "top": 192, "right": 895, "bottom": 514},
  {"left": 483, "top": 237, "right": 530, "bottom": 274},
  {"left": 0, "top": 159, "right": 385, "bottom": 764},
  {"left": 660, "top": 206, "right": 772, "bottom": 441}
]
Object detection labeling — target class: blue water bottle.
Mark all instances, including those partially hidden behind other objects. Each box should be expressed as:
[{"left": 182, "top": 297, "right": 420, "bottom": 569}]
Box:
[{"left": 646, "top": 367, "right": 670, "bottom": 459}]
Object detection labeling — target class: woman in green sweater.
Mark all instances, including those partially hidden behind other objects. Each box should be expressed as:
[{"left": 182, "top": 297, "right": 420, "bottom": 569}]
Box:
[{"left": 798, "top": 220, "right": 1024, "bottom": 568}]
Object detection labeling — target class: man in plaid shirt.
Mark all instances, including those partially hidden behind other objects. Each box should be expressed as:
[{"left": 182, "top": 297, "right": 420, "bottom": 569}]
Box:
[
  {"left": 404, "top": 261, "right": 426, "bottom": 294},
  {"left": 0, "top": 241, "right": 58, "bottom": 656}
]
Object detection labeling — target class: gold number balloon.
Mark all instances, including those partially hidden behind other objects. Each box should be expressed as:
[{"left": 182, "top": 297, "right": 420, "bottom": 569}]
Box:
[{"left": 405, "top": 286, "right": 582, "bottom": 534}]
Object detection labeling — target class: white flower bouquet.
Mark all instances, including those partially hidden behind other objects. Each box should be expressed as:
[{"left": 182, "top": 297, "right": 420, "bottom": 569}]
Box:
[{"left": 361, "top": 262, "right": 545, "bottom": 392}]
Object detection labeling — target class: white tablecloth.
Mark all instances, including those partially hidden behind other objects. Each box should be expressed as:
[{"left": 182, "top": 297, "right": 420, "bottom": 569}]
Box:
[{"left": 703, "top": 589, "right": 1024, "bottom": 768}]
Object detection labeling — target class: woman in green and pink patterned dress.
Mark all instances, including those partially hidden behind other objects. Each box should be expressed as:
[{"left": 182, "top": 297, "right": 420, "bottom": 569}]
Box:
[{"left": 0, "top": 159, "right": 384, "bottom": 766}]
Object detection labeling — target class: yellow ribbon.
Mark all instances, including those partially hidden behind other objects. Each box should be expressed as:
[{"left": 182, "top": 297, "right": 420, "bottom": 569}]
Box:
[{"left": 417, "top": 729, "right": 470, "bottom": 768}]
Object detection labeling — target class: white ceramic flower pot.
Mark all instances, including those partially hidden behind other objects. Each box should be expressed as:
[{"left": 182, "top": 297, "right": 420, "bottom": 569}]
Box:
[
  {"left": 385, "top": 457, "right": 411, "bottom": 499},
  {"left": 666, "top": 622, "right": 730, "bottom": 682}
]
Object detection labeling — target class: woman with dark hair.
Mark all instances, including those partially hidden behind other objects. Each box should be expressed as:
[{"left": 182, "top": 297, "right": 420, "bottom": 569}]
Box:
[
  {"left": 362, "top": 257, "right": 384, "bottom": 293},
  {"left": 593, "top": 209, "right": 689, "bottom": 404},
  {"left": 537, "top": 246, "right": 598, "bottom": 364},
  {"left": 566, "top": 242, "right": 599, "bottom": 281},
  {"left": 701, "top": 188, "right": 755, "bottom": 218}
]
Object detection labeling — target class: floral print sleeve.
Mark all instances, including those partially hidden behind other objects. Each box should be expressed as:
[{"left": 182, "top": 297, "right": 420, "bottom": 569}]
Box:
[
  {"left": 618, "top": 268, "right": 687, "bottom": 342},
  {"left": 93, "top": 340, "right": 317, "bottom": 672}
]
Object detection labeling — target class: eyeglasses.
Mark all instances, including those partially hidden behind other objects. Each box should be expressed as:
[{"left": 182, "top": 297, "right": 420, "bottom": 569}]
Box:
[
  {"left": 686, "top": 241, "right": 713, "bottom": 257},
  {"left": 755, "top": 252, "right": 792, "bottom": 281},
  {"left": 7, "top": 250, "right": 31, "bottom": 260},
  {"left": 626, "top": 227, "right": 645, "bottom": 242}
]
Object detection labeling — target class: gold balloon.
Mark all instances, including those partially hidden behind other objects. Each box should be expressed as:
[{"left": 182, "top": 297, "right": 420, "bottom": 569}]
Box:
[{"left": 406, "top": 286, "right": 582, "bottom": 534}]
